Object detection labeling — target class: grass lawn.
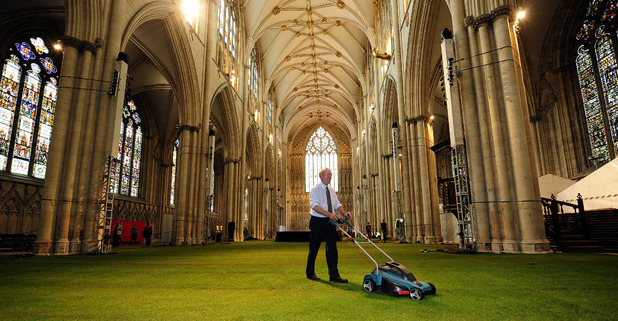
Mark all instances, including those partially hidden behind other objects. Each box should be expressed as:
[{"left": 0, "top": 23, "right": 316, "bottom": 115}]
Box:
[{"left": 1, "top": 241, "right": 617, "bottom": 320}]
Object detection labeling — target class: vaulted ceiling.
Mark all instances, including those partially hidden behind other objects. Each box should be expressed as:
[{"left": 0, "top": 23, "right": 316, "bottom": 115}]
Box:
[{"left": 243, "top": 0, "right": 376, "bottom": 142}]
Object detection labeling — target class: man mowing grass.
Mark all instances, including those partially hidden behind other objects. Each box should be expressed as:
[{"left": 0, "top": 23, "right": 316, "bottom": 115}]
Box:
[{"left": 306, "top": 167, "right": 350, "bottom": 283}]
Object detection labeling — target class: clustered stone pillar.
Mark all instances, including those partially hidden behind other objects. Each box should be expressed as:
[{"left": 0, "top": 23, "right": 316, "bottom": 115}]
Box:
[
  {"left": 35, "top": 0, "right": 125, "bottom": 255},
  {"left": 449, "top": 0, "right": 550, "bottom": 253}
]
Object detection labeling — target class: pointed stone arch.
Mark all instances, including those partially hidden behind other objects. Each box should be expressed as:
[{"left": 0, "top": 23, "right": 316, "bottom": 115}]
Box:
[
  {"left": 210, "top": 85, "right": 242, "bottom": 160},
  {"left": 246, "top": 122, "right": 262, "bottom": 175}
]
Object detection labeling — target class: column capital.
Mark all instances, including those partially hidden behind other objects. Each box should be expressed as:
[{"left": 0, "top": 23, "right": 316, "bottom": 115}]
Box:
[
  {"left": 61, "top": 35, "right": 101, "bottom": 54},
  {"left": 224, "top": 157, "right": 241, "bottom": 164},
  {"left": 179, "top": 124, "right": 200, "bottom": 132},
  {"left": 464, "top": 16, "right": 475, "bottom": 28},
  {"left": 491, "top": 5, "right": 512, "bottom": 21},
  {"left": 406, "top": 115, "right": 430, "bottom": 124},
  {"left": 61, "top": 35, "right": 82, "bottom": 49},
  {"left": 473, "top": 14, "right": 492, "bottom": 30}
]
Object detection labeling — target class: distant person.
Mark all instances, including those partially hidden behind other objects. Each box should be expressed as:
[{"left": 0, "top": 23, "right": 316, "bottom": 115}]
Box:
[
  {"left": 306, "top": 168, "right": 350, "bottom": 283},
  {"left": 142, "top": 223, "right": 153, "bottom": 246},
  {"left": 381, "top": 219, "right": 387, "bottom": 242},
  {"left": 113, "top": 222, "right": 123, "bottom": 247},
  {"left": 130, "top": 224, "right": 139, "bottom": 245},
  {"left": 243, "top": 227, "right": 248, "bottom": 240},
  {"left": 366, "top": 222, "right": 372, "bottom": 239}
]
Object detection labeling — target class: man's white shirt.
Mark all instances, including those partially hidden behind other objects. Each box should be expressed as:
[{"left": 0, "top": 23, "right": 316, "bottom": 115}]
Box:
[{"left": 309, "top": 182, "right": 341, "bottom": 218}]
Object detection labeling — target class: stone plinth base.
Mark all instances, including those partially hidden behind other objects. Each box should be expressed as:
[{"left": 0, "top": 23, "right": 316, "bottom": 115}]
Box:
[{"left": 33, "top": 241, "right": 53, "bottom": 256}]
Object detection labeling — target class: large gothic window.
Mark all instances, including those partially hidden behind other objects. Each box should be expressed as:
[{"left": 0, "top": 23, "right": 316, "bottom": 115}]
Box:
[
  {"left": 218, "top": 0, "right": 237, "bottom": 58},
  {"left": 0, "top": 36, "right": 59, "bottom": 178},
  {"left": 218, "top": 0, "right": 238, "bottom": 89},
  {"left": 248, "top": 47, "right": 259, "bottom": 96},
  {"left": 113, "top": 100, "right": 142, "bottom": 197},
  {"left": 170, "top": 139, "right": 179, "bottom": 205},
  {"left": 575, "top": 0, "right": 618, "bottom": 162},
  {"left": 266, "top": 93, "right": 273, "bottom": 125},
  {"left": 305, "top": 126, "right": 338, "bottom": 192},
  {"left": 377, "top": 0, "right": 393, "bottom": 80}
]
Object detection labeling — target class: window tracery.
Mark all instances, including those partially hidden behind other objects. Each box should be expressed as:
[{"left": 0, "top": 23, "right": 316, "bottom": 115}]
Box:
[
  {"left": 170, "top": 139, "right": 178, "bottom": 205},
  {"left": 248, "top": 47, "right": 260, "bottom": 96},
  {"left": 112, "top": 100, "right": 142, "bottom": 197},
  {"left": 266, "top": 93, "right": 273, "bottom": 125},
  {"left": 305, "top": 127, "right": 338, "bottom": 192},
  {"left": 218, "top": 0, "right": 238, "bottom": 89},
  {"left": 0, "top": 36, "right": 59, "bottom": 178},
  {"left": 575, "top": 0, "right": 618, "bottom": 162}
]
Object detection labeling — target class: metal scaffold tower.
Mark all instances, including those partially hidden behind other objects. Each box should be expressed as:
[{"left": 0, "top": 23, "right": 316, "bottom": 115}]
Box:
[
  {"left": 97, "top": 156, "right": 118, "bottom": 253},
  {"left": 451, "top": 146, "right": 475, "bottom": 250},
  {"left": 441, "top": 28, "right": 476, "bottom": 251}
]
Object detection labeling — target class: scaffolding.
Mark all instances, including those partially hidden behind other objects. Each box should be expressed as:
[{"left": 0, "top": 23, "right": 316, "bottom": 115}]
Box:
[
  {"left": 451, "top": 145, "right": 475, "bottom": 250},
  {"left": 97, "top": 156, "right": 118, "bottom": 253}
]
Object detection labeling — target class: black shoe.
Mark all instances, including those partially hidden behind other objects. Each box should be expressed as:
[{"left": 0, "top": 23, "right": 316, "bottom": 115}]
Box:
[
  {"left": 330, "top": 276, "right": 348, "bottom": 283},
  {"left": 307, "top": 275, "right": 320, "bottom": 281}
]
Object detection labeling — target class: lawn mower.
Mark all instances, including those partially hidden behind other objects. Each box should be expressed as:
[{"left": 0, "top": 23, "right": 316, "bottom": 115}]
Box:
[{"left": 331, "top": 214, "right": 436, "bottom": 300}]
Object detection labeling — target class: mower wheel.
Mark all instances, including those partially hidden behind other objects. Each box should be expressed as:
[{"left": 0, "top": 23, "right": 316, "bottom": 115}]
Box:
[
  {"left": 363, "top": 279, "right": 376, "bottom": 292},
  {"left": 427, "top": 283, "right": 436, "bottom": 295},
  {"left": 409, "top": 287, "right": 424, "bottom": 300}
]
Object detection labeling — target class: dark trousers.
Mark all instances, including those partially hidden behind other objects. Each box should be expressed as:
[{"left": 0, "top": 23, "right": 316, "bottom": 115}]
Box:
[{"left": 306, "top": 216, "right": 339, "bottom": 278}]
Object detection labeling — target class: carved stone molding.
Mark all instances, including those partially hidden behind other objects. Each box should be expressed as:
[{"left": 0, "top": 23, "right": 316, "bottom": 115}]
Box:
[
  {"left": 61, "top": 35, "right": 100, "bottom": 54},
  {"left": 178, "top": 124, "right": 200, "bottom": 132},
  {"left": 406, "top": 115, "right": 430, "bottom": 124},
  {"left": 61, "top": 35, "right": 82, "bottom": 49},
  {"left": 491, "top": 5, "right": 511, "bottom": 21},
  {"left": 473, "top": 13, "right": 492, "bottom": 30},
  {"left": 464, "top": 16, "right": 475, "bottom": 28},
  {"left": 82, "top": 42, "right": 97, "bottom": 54},
  {"left": 224, "top": 157, "right": 241, "bottom": 164},
  {"left": 94, "top": 38, "right": 105, "bottom": 49}
]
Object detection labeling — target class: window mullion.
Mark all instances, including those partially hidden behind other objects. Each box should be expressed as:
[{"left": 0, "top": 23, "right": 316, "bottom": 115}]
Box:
[
  {"left": 591, "top": 37, "right": 617, "bottom": 159},
  {"left": 28, "top": 77, "right": 46, "bottom": 176}
]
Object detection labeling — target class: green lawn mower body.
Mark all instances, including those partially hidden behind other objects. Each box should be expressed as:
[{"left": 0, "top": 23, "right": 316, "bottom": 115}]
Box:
[{"left": 363, "top": 261, "right": 436, "bottom": 300}]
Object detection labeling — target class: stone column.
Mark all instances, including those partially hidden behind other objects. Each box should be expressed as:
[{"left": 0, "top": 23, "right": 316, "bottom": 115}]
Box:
[
  {"left": 34, "top": 41, "right": 80, "bottom": 255},
  {"left": 79, "top": 38, "right": 106, "bottom": 253},
  {"left": 414, "top": 120, "right": 433, "bottom": 243},
  {"left": 426, "top": 121, "right": 442, "bottom": 240},
  {"left": 55, "top": 43, "right": 98, "bottom": 255},
  {"left": 466, "top": 16, "right": 501, "bottom": 252},
  {"left": 84, "top": 0, "right": 126, "bottom": 252},
  {"left": 407, "top": 120, "right": 423, "bottom": 241},
  {"left": 492, "top": 8, "right": 549, "bottom": 253},
  {"left": 174, "top": 128, "right": 193, "bottom": 245},
  {"left": 451, "top": 0, "right": 491, "bottom": 251},
  {"left": 475, "top": 17, "right": 517, "bottom": 251}
]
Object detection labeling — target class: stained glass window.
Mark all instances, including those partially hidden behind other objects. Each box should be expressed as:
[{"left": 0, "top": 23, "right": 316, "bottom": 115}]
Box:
[
  {"left": 266, "top": 93, "right": 273, "bottom": 125},
  {"left": 0, "top": 36, "right": 58, "bottom": 177},
  {"left": 248, "top": 47, "right": 259, "bottom": 95},
  {"left": 218, "top": 0, "right": 237, "bottom": 58},
  {"left": 114, "top": 99, "right": 142, "bottom": 197},
  {"left": 170, "top": 139, "right": 178, "bottom": 205},
  {"left": 575, "top": 1, "right": 618, "bottom": 161},
  {"left": 305, "top": 127, "right": 338, "bottom": 192}
]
